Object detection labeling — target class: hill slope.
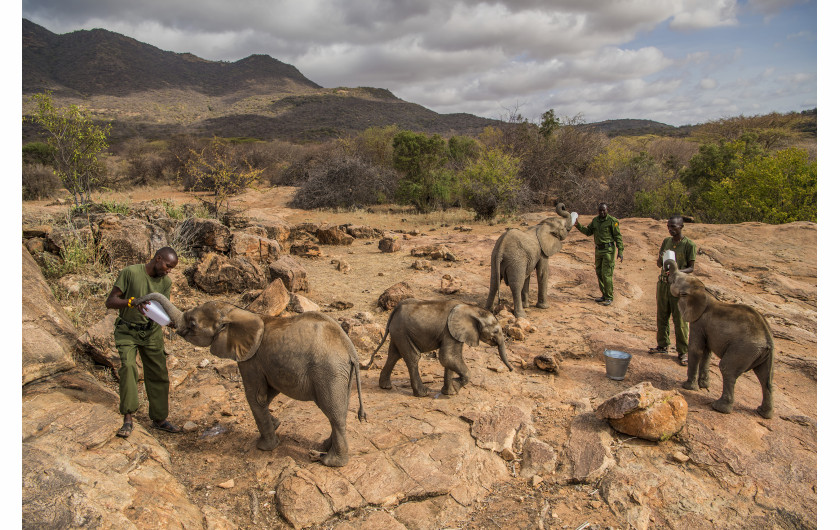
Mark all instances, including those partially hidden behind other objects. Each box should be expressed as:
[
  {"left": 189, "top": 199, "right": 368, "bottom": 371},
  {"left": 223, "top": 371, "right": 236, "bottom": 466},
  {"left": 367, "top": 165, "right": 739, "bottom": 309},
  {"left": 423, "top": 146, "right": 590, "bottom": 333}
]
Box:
[{"left": 22, "top": 19, "right": 500, "bottom": 142}]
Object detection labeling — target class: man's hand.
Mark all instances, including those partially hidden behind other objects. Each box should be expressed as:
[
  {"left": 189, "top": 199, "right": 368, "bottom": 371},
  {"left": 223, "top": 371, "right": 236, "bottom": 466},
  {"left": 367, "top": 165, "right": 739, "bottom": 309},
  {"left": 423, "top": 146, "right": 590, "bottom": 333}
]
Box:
[
  {"left": 134, "top": 300, "right": 150, "bottom": 315},
  {"left": 618, "top": 254, "right": 624, "bottom": 263}
]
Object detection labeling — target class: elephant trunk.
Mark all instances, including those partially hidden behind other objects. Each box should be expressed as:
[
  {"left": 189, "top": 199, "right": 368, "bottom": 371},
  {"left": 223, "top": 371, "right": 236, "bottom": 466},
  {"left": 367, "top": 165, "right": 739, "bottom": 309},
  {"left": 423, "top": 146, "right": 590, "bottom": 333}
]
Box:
[
  {"left": 134, "top": 292, "right": 185, "bottom": 330},
  {"left": 497, "top": 337, "right": 513, "bottom": 371},
  {"left": 664, "top": 259, "right": 679, "bottom": 281},
  {"left": 554, "top": 201, "right": 570, "bottom": 218}
]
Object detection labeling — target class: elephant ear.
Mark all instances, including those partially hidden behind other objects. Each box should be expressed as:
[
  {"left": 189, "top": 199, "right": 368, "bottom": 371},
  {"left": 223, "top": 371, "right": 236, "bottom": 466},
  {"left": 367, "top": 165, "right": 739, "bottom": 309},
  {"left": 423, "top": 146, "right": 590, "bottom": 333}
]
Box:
[
  {"left": 447, "top": 304, "right": 480, "bottom": 347},
  {"left": 536, "top": 222, "right": 565, "bottom": 257},
  {"left": 210, "top": 307, "right": 265, "bottom": 362},
  {"left": 676, "top": 276, "right": 709, "bottom": 323}
]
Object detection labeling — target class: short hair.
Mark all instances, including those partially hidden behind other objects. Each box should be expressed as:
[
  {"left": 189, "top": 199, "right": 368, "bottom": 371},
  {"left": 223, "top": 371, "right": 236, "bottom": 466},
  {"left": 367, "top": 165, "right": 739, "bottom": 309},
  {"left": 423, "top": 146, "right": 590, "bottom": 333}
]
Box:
[
  {"left": 155, "top": 247, "right": 178, "bottom": 261},
  {"left": 598, "top": 202, "right": 608, "bottom": 209},
  {"left": 668, "top": 215, "right": 684, "bottom": 226}
]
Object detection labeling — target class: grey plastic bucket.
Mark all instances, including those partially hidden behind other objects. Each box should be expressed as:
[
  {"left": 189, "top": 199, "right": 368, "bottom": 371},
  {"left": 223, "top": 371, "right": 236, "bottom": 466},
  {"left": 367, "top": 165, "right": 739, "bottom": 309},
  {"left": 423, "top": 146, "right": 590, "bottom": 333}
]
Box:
[{"left": 604, "top": 349, "right": 632, "bottom": 380}]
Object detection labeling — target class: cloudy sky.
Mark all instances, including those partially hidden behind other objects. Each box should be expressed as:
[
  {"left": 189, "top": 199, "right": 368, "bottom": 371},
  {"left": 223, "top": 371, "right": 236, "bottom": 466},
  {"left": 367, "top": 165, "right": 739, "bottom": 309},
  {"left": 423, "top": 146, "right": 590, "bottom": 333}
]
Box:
[{"left": 20, "top": 1, "right": 816, "bottom": 126}]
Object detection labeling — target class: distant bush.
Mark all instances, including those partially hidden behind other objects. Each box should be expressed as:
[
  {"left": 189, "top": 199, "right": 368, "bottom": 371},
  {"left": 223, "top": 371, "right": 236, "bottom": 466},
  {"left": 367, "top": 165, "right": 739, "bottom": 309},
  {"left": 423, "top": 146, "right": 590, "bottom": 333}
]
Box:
[
  {"left": 392, "top": 131, "right": 454, "bottom": 212},
  {"left": 270, "top": 142, "right": 334, "bottom": 186},
  {"left": 701, "top": 147, "right": 816, "bottom": 224},
  {"left": 632, "top": 178, "right": 692, "bottom": 220},
  {"left": 22, "top": 142, "right": 54, "bottom": 166},
  {"left": 22, "top": 163, "right": 61, "bottom": 200},
  {"left": 290, "top": 154, "right": 397, "bottom": 209},
  {"left": 459, "top": 148, "right": 525, "bottom": 220}
]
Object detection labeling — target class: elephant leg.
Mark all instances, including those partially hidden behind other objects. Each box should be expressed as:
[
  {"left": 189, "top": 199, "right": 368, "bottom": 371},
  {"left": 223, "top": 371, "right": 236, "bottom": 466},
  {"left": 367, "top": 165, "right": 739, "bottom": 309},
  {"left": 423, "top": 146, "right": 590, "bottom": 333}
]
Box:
[
  {"left": 311, "top": 385, "right": 350, "bottom": 467},
  {"left": 521, "top": 275, "right": 531, "bottom": 308},
  {"left": 404, "top": 352, "right": 430, "bottom": 397},
  {"left": 243, "top": 379, "right": 280, "bottom": 451},
  {"left": 440, "top": 344, "right": 469, "bottom": 395},
  {"left": 753, "top": 360, "right": 774, "bottom": 419},
  {"left": 535, "top": 258, "right": 549, "bottom": 309},
  {"left": 711, "top": 355, "right": 740, "bottom": 414},
  {"left": 698, "top": 348, "right": 713, "bottom": 389},
  {"left": 509, "top": 276, "right": 527, "bottom": 318},
  {"left": 682, "top": 336, "right": 705, "bottom": 391},
  {"left": 378, "top": 343, "right": 401, "bottom": 390}
]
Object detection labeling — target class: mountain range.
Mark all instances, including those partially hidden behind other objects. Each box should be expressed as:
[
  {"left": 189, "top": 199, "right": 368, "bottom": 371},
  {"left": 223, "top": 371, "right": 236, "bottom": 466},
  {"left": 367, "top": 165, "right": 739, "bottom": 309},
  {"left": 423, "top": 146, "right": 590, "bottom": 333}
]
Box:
[{"left": 22, "top": 19, "right": 681, "bottom": 143}]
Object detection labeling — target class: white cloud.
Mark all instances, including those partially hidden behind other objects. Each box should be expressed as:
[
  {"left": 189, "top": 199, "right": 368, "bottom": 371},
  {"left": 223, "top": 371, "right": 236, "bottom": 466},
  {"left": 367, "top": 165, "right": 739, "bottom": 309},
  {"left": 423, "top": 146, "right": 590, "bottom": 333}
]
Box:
[
  {"left": 21, "top": 0, "right": 816, "bottom": 125},
  {"left": 699, "top": 78, "right": 718, "bottom": 89}
]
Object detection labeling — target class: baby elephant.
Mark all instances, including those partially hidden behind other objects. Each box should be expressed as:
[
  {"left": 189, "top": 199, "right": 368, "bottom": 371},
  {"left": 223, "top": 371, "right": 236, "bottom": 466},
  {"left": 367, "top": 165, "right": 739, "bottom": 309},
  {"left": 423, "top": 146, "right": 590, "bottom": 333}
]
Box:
[
  {"left": 664, "top": 260, "right": 775, "bottom": 418},
  {"left": 363, "top": 298, "right": 512, "bottom": 397},
  {"left": 135, "top": 293, "right": 366, "bottom": 466}
]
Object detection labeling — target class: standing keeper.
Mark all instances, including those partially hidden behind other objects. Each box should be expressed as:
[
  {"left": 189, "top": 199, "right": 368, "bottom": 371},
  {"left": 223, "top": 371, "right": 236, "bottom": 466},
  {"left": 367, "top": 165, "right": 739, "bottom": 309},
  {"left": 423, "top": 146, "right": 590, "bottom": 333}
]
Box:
[
  {"left": 105, "top": 247, "right": 182, "bottom": 437},
  {"left": 648, "top": 215, "right": 697, "bottom": 366},
  {"left": 575, "top": 203, "right": 624, "bottom": 306}
]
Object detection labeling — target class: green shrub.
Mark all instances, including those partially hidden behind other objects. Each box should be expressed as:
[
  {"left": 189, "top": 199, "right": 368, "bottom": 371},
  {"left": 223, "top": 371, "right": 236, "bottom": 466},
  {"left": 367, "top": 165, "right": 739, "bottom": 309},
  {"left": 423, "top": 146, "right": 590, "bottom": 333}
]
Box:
[
  {"left": 459, "top": 148, "right": 524, "bottom": 220},
  {"left": 23, "top": 142, "right": 54, "bottom": 166},
  {"left": 44, "top": 232, "right": 104, "bottom": 278},
  {"left": 701, "top": 147, "right": 816, "bottom": 224},
  {"left": 632, "top": 179, "right": 692, "bottom": 220},
  {"left": 392, "top": 131, "right": 452, "bottom": 212}
]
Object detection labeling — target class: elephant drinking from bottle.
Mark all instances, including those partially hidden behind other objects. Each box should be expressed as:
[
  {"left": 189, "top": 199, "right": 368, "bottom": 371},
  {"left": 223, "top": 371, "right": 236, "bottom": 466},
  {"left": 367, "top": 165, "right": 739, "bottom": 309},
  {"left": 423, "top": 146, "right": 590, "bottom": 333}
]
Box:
[{"left": 134, "top": 293, "right": 366, "bottom": 467}]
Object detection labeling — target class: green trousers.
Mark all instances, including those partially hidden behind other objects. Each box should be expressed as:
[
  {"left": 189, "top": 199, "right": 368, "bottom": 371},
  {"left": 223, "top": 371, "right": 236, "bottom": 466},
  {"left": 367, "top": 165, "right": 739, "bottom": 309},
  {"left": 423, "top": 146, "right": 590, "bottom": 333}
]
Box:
[
  {"left": 114, "top": 322, "right": 170, "bottom": 421},
  {"left": 594, "top": 248, "right": 616, "bottom": 300},
  {"left": 655, "top": 279, "right": 689, "bottom": 355}
]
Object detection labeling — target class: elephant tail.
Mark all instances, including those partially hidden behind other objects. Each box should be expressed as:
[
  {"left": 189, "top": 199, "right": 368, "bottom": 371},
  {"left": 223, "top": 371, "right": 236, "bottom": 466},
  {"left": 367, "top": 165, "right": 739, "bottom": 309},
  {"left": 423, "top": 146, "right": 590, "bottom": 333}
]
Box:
[
  {"left": 361, "top": 310, "right": 394, "bottom": 370},
  {"left": 350, "top": 360, "right": 368, "bottom": 422}
]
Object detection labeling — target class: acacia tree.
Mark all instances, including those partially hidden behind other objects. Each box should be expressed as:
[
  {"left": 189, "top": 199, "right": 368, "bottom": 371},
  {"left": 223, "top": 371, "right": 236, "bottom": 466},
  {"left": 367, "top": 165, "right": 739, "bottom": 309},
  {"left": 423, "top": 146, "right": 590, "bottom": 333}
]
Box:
[
  {"left": 28, "top": 92, "right": 111, "bottom": 206},
  {"left": 182, "top": 136, "right": 263, "bottom": 217}
]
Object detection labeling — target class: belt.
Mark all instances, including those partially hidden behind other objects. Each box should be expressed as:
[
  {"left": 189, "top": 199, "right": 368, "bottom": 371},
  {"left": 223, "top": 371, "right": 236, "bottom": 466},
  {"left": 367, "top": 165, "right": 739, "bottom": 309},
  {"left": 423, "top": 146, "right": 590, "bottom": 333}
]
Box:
[
  {"left": 116, "top": 317, "right": 155, "bottom": 331},
  {"left": 595, "top": 242, "right": 615, "bottom": 250}
]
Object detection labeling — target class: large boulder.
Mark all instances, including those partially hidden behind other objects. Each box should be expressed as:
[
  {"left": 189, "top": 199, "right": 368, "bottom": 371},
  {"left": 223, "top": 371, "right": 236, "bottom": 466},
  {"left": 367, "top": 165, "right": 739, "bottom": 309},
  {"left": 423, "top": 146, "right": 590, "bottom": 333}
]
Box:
[
  {"left": 377, "top": 283, "right": 415, "bottom": 310},
  {"left": 189, "top": 253, "right": 267, "bottom": 294},
  {"left": 245, "top": 279, "right": 291, "bottom": 316},
  {"left": 341, "top": 224, "right": 383, "bottom": 239},
  {"left": 173, "top": 218, "right": 231, "bottom": 256},
  {"left": 254, "top": 220, "right": 292, "bottom": 252},
  {"left": 378, "top": 235, "right": 401, "bottom": 253},
  {"left": 268, "top": 255, "right": 310, "bottom": 293},
  {"left": 22, "top": 246, "right": 76, "bottom": 385},
  {"left": 229, "top": 231, "right": 283, "bottom": 264},
  {"left": 76, "top": 313, "right": 122, "bottom": 377},
  {"left": 316, "top": 225, "right": 354, "bottom": 246},
  {"left": 595, "top": 382, "right": 688, "bottom": 442},
  {"left": 23, "top": 370, "right": 205, "bottom": 527},
  {"left": 95, "top": 214, "right": 169, "bottom": 270}
]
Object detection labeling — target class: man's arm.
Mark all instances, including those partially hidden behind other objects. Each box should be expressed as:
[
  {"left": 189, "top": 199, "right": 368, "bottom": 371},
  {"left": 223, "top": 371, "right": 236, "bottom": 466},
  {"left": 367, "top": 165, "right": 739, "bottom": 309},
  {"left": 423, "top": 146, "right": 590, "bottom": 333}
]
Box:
[
  {"left": 105, "top": 286, "right": 149, "bottom": 314},
  {"left": 680, "top": 260, "right": 695, "bottom": 274},
  {"left": 575, "top": 219, "right": 593, "bottom": 236}
]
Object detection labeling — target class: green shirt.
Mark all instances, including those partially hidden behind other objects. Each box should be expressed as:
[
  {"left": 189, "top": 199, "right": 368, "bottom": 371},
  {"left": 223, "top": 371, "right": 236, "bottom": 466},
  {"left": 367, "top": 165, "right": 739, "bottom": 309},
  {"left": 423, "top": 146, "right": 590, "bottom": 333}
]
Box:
[
  {"left": 576, "top": 215, "right": 624, "bottom": 253},
  {"left": 114, "top": 263, "right": 172, "bottom": 325},
  {"left": 658, "top": 236, "right": 697, "bottom": 281}
]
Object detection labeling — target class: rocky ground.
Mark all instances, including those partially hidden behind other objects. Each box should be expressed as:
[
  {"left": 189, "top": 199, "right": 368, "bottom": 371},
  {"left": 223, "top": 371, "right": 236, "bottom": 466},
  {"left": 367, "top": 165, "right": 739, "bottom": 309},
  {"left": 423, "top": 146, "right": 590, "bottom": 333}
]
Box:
[{"left": 22, "top": 185, "right": 817, "bottom": 529}]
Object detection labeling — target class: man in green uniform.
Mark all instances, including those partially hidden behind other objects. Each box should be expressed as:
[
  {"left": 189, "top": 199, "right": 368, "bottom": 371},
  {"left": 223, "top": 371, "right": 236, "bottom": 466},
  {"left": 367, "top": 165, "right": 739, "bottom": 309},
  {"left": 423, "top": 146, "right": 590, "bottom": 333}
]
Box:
[
  {"left": 648, "top": 215, "right": 697, "bottom": 366},
  {"left": 105, "top": 247, "right": 182, "bottom": 438},
  {"left": 575, "top": 203, "right": 624, "bottom": 306}
]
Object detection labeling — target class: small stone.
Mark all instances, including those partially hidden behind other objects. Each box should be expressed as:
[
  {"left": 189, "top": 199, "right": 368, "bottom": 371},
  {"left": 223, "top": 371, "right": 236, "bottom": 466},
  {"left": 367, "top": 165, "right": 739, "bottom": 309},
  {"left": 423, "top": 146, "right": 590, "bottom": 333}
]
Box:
[
  {"left": 199, "top": 359, "right": 211, "bottom": 368},
  {"left": 501, "top": 448, "right": 516, "bottom": 461},
  {"left": 182, "top": 421, "right": 199, "bottom": 432},
  {"left": 531, "top": 475, "right": 543, "bottom": 487},
  {"left": 672, "top": 451, "right": 690, "bottom": 463},
  {"left": 218, "top": 479, "right": 235, "bottom": 489}
]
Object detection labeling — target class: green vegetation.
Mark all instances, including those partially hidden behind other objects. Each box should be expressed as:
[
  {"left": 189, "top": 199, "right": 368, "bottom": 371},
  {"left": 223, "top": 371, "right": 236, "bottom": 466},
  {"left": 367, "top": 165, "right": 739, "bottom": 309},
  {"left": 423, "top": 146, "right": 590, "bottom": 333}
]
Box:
[
  {"left": 27, "top": 92, "right": 111, "bottom": 206},
  {"left": 44, "top": 231, "right": 105, "bottom": 279},
  {"left": 459, "top": 148, "right": 523, "bottom": 220},
  {"left": 181, "top": 136, "right": 264, "bottom": 217},
  {"left": 24, "top": 108, "right": 815, "bottom": 224}
]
